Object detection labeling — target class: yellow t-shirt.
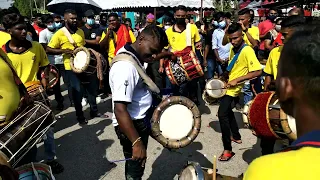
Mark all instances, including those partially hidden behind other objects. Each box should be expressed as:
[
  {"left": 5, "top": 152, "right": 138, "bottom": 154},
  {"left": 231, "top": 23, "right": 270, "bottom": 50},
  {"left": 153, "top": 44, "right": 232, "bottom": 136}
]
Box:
[
  {"left": 243, "top": 26, "right": 260, "bottom": 48},
  {"left": 165, "top": 24, "right": 201, "bottom": 53},
  {"left": 0, "top": 31, "right": 11, "bottom": 47},
  {"left": 264, "top": 46, "right": 283, "bottom": 80},
  {"left": 244, "top": 147, "right": 320, "bottom": 180},
  {"left": 226, "top": 46, "right": 262, "bottom": 97},
  {"left": 0, "top": 50, "right": 21, "bottom": 124},
  {"left": 48, "top": 28, "right": 85, "bottom": 70},
  {"left": 5, "top": 41, "right": 49, "bottom": 84},
  {"left": 100, "top": 29, "right": 136, "bottom": 63}
]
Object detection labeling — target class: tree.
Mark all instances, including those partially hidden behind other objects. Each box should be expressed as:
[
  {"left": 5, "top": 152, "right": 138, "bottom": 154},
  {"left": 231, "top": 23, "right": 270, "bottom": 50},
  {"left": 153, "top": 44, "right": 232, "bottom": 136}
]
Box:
[
  {"left": 13, "top": 0, "right": 32, "bottom": 16},
  {"left": 213, "top": 0, "right": 238, "bottom": 13}
]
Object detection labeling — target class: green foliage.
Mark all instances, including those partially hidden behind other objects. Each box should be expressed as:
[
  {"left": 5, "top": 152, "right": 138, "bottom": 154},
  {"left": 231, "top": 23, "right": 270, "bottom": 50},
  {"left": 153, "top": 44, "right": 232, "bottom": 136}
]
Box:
[
  {"left": 213, "top": 0, "right": 238, "bottom": 13},
  {"left": 13, "top": 0, "right": 31, "bottom": 16}
]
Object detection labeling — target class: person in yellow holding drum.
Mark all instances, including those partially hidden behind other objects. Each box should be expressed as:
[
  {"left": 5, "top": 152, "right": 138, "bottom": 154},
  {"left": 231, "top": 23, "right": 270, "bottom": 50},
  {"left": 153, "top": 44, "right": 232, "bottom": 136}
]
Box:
[
  {"left": 218, "top": 23, "right": 262, "bottom": 161},
  {"left": 244, "top": 24, "right": 320, "bottom": 180},
  {"left": 99, "top": 13, "right": 136, "bottom": 64},
  {"left": 1, "top": 13, "right": 50, "bottom": 87},
  {"left": 260, "top": 15, "right": 306, "bottom": 156},
  {"left": 0, "top": 49, "right": 21, "bottom": 125}
]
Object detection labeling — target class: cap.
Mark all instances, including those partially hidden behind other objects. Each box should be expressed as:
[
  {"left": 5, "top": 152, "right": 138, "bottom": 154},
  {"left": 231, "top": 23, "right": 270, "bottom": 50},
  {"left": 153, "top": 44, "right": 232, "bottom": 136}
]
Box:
[
  {"left": 146, "top": 13, "right": 155, "bottom": 23},
  {"left": 84, "top": 9, "right": 95, "bottom": 17}
]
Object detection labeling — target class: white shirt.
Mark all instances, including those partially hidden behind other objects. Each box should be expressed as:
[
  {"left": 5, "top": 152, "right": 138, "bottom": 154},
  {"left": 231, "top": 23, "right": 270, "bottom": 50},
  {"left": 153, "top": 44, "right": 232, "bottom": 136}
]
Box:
[
  {"left": 109, "top": 47, "right": 152, "bottom": 126},
  {"left": 39, "top": 28, "right": 63, "bottom": 65},
  {"left": 212, "top": 28, "right": 231, "bottom": 60}
]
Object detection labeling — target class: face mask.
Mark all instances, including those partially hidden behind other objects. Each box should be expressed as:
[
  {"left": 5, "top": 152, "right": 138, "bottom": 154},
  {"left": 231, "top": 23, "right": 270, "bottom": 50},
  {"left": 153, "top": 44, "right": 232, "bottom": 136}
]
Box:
[
  {"left": 54, "top": 22, "right": 62, "bottom": 28},
  {"left": 175, "top": 18, "right": 186, "bottom": 25},
  {"left": 275, "top": 25, "right": 281, "bottom": 31},
  {"left": 87, "top": 18, "right": 95, "bottom": 25},
  {"left": 219, "top": 21, "right": 226, "bottom": 28},
  {"left": 268, "top": 15, "right": 277, "bottom": 21},
  {"left": 213, "top": 21, "right": 219, "bottom": 27},
  {"left": 47, "top": 24, "right": 55, "bottom": 31},
  {"left": 164, "top": 25, "right": 170, "bottom": 30}
]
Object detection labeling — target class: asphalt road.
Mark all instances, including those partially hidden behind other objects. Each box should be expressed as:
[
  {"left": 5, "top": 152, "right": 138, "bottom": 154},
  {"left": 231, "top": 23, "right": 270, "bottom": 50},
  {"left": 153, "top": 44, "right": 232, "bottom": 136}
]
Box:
[{"left": 36, "top": 88, "right": 282, "bottom": 180}]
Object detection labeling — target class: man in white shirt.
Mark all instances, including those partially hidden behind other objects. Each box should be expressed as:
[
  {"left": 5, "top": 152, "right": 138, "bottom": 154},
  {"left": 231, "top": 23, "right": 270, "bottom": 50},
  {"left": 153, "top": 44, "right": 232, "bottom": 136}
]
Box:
[
  {"left": 212, "top": 12, "right": 231, "bottom": 75},
  {"left": 109, "top": 25, "right": 168, "bottom": 180}
]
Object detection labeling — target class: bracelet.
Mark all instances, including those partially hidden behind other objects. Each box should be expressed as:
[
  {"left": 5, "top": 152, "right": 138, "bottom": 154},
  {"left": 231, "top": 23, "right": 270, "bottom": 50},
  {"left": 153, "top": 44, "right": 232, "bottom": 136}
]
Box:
[{"left": 132, "top": 137, "right": 141, "bottom": 147}]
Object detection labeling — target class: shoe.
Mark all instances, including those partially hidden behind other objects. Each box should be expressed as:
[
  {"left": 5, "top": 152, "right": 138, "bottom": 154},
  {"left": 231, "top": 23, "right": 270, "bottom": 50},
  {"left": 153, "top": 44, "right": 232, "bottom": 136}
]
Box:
[
  {"left": 56, "top": 103, "right": 64, "bottom": 111},
  {"left": 81, "top": 98, "right": 88, "bottom": 106},
  {"left": 96, "top": 96, "right": 102, "bottom": 104},
  {"left": 90, "top": 112, "right": 102, "bottom": 119},
  {"left": 77, "top": 117, "right": 88, "bottom": 125},
  {"left": 46, "top": 160, "right": 64, "bottom": 174}
]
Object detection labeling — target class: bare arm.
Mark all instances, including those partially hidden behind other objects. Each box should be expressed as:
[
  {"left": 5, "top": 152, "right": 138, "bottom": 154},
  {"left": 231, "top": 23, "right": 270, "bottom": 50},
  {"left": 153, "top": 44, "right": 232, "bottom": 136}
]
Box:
[
  {"left": 264, "top": 39, "right": 274, "bottom": 51},
  {"left": 203, "top": 44, "right": 209, "bottom": 65},
  {"left": 85, "top": 36, "right": 101, "bottom": 45},
  {"left": 46, "top": 46, "right": 71, "bottom": 55},
  {"left": 222, "top": 33, "right": 229, "bottom": 46},
  {"left": 235, "top": 70, "right": 262, "bottom": 84},
  {"left": 264, "top": 75, "right": 272, "bottom": 91}
]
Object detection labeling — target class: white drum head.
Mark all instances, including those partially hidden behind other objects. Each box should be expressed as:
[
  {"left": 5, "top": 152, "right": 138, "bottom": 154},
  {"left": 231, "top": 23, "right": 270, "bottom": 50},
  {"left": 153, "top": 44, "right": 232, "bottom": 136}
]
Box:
[
  {"left": 205, "top": 79, "right": 226, "bottom": 98},
  {"left": 179, "top": 165, "right": 197, "bottom": 180},
  {"left": 287, "top": 115, "right": 297, "bottom": 135},
  {"left": 160, "top": 104, "right": 194, "bottom": 140},
  {"left": 73, "top": 51, "right": 88, "bottom": 70},
  {"left": 242, "top": 100, "right": 252, "bottom": 124}
]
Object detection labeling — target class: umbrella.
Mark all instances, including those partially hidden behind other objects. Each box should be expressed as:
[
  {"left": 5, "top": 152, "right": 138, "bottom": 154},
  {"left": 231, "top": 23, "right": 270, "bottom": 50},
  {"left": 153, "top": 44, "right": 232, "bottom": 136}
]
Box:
[{"left": 47, "top": 0, "right": 102, "bottom": 17}]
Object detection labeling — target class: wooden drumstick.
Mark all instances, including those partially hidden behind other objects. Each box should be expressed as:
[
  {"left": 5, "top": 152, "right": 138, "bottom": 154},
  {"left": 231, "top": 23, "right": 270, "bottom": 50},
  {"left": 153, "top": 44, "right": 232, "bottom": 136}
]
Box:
[
  {"left": 213, "top": 155, "right": 217, "bottom": 180},
  {"left": 206, "top": 77, "right": 258, "bottom": 91}
]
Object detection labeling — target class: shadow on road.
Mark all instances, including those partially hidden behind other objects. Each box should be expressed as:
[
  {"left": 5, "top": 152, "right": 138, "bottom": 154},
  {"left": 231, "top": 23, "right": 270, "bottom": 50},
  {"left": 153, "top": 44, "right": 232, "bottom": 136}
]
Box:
[
  {"left": 208, "top": 111, "right": 246, "bottom": 134},
  {"left": 242, "top": 138, "right": 261, "bottom": 164},
  {"left": 148, "top": 142, "right": 212, "bottom": 180}
]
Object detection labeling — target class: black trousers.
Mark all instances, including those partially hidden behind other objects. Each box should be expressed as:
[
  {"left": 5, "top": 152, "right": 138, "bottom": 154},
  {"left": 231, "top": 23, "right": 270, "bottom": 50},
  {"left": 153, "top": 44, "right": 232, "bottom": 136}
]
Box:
[
  {"left": 260, "top": 137, "right": 276, "bottom": 155},
  {"left": 52, "top": 64, "right": 64, "bottom": 105},
  {"left": 218, "top": 95, "right": 241, "bottom": 151},
  {"left": 115, "top": 120, "right": 150, "bottom": 180}
]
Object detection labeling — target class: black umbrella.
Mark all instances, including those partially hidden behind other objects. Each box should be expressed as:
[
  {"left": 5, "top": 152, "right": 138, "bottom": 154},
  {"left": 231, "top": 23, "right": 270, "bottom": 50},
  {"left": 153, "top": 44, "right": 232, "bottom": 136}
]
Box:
[{"left": 47, "top": 0, "right": 102, "bottom": 17}]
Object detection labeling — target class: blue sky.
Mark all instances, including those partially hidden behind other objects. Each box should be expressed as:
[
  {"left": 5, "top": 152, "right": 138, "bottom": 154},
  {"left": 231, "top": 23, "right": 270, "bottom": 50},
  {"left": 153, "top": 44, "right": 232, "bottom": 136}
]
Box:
[{"left": 0, "top": 0, "right": 12, "bottom": 9}]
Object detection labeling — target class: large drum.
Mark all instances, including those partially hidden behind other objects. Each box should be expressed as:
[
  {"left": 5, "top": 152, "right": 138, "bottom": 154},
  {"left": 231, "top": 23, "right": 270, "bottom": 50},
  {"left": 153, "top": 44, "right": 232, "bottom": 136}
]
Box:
[
  {"left": 151, "top": 96, "right": 201, "bottom": 149},
  {"left": 244, "top": 92, "right": 297, "bottom": 140},
  {"left": 70, "top": 47, "right": 107, "bottom": 82},
  {"left": 16, "top": 162, "right": 55, "bottom": 180},
  {"left": 24, "top": 81, "right": 50, "bottom": 106},
  {"left": 37, "top": 64, "right": 59, "bottom": 89},
  {"left": 205, "top": 79, "right": 227, "bottom": 99},
  {"left": 165, "top": 47, "right": 204, "bottom": 85},
  {"left": 0, "top": 101, "right": 55, "bottom": 167},
  {"left": 202, "top": 91, "right": 217, "bottom": 105}
]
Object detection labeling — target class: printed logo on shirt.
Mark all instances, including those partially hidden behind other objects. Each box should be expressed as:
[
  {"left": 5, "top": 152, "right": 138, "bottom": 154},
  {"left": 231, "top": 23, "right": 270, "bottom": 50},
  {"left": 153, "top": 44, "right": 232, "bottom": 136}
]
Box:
[
  {"left": 172, "top": 37, "right": 175, "bottom": 42},
  {"left": 124, "top": 80, "right": 129, "bottom": 95},
  {"left": 91, "top": 33, "right": 96, "bottom": 39}
]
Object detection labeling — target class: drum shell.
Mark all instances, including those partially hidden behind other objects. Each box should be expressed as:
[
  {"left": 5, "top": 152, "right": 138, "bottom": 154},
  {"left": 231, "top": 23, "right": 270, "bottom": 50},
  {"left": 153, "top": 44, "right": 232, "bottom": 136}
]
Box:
[
  {"left": 0, "top": 102, "right": 54, "bottom": 166},
  {"left": 25, "top": 81, "right": 50, "bottom": 106},
  {"left": 151, "top": 96, "right": 201, "bottom": 149},
  {"left": 16, "top": 162, "right": 54, "bottom": 180},
  {"left": 37, "top": 64, "right": 59, "bottom": 89}
]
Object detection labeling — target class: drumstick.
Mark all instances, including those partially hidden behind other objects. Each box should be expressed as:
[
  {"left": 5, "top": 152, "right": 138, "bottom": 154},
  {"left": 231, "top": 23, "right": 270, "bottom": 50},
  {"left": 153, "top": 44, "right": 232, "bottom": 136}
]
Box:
[
  {"left": 213, "top": 155, "right": 217, "bottom": 180},
  {"left": 206, "top": 78, "right": 258, "bottom": 91},
  {"left": 110, "top": 158, "right": 132, "bottom": 163}
]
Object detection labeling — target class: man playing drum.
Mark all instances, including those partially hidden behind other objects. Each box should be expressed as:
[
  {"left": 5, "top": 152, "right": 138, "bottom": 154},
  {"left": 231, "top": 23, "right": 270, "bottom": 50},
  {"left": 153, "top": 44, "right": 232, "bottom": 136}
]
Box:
[
  {"left": 47, "top": 9, "right": 100, "bottom": 124},
  {"left": 244, "top": 24, "right": 320, "bottom": 180},
  {"left": 260, "top": 15, "right": 306, "bottom": 155},
  {"left": 109, "top": 25, "right": 168, "bottom": 180},
  {"left": 164, "top": 5, "right": 202, "bottom": 103},
  {"left": 218, "top": 23, "right": 262, "bottom": 161}
]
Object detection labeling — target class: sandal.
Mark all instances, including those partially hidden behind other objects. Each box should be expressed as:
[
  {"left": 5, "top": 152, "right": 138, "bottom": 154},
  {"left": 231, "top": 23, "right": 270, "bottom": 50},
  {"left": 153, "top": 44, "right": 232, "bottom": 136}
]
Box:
[
  {"left": 218, "top": 152, "right": 235, "bottom": 162},
  {"left": 231, "top": 137, "right": 242, "bottom": 144},
  {"left": 46, "top": 160, "right": 64, "bottom": 174}
]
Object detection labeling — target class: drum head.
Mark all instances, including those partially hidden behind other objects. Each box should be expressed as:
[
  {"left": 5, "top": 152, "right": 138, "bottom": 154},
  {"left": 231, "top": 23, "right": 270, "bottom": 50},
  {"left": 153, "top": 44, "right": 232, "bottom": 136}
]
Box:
[
  {"left": 74, "top": 51, "right": 88, "bottom": 70},
  {"left": 242, "top": 100, "right": 252, "bottom": 124},
  {"left": 205, "top": 79, "right": 226, "bottom": 98},
  {"left": 179, "top": 165, "right": 197, "bottom": 180},
  {"left": 160, "top": 104, "right": 194, "bottom": 140},
  {"left": 287, "top": 115, "right": 297, "bottom": 135}
]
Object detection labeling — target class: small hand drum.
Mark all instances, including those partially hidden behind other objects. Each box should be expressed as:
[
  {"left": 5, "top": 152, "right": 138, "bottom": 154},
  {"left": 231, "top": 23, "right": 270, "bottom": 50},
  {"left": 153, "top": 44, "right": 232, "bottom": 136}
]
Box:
[
  {"left": 242, "top": 100, "right": 253, "bottom": 128},
  {"left": 205, "top": 79, "right": 227, "bottom": 99},
  {"left": 151, "top": 96, "right": 201, "bottom": 149},
  {"left": 202, "top": 91, "right": 218, "bottom": 105},
  {"left": 39, "top": 64, "right": 59, "bottom": 89}
]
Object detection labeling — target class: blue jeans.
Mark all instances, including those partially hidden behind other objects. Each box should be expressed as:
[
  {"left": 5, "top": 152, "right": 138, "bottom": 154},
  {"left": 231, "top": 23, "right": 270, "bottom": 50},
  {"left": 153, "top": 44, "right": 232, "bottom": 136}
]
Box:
[
  {"left": 242, "top": 83, "right": 253, "bottom": 105},
  {"left": 44, "top": 127, "right": 55, "bottom": 160},
  {"left": 207, "top": 58, "right": 215, "bottom": 79}
]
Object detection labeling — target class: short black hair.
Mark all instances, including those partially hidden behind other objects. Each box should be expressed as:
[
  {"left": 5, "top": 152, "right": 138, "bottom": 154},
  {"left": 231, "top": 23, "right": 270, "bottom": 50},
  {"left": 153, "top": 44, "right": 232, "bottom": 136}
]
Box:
[
  {"left": 225, "top": 12, "right": 232, "bottom": 19},
  {"left": 281, "top": 15, "right": 305, "bottom": 28},
  {"left": 163, "top": 16, "right": 173, "bottom": 24},
  {"left": 238, "top": 8, "right": 251, "bottom": 16},
  {"left": 35, "top": 13, "right": 42, "bottom": 18},
  {"left": 64, "top": 9, "right": 77, "bottom": 15},
  {"left": 2, "top": 13, "right": 24, "bottom": 30},
  {"left": 140, "top": 24, "right": 169, "bottom": 49},
  {"left": 214, "top": 12, "right": 225, "bottom": 21},
  {"left": 41, "top": 14, "right": 53, "bottom": 24},
  {"left": 100, "top": 13, "right": 108, "bottom": 19},
  {"left": 279, "top": 25, "right": 320, "bottom": 109},
  {"left": 53, "top": 14, "right": 61, "bottom": 19},
  {"left": 275, "top": 18, "right": 283, "bottom": 24},
  {"left": 108, "top": 12, "right": 118, "bottom": 19},
  {"left": 269, "top": 7, "right": 278, "bottom": 12},
  {"left": 175, "top": 5, "right": 187, "bottom": 12},
  {"left": 124, "top": 18, "right": 131, "bottom": 23},
  {"left": 227, "top": 23, "right": 242, "bottom": 34}
]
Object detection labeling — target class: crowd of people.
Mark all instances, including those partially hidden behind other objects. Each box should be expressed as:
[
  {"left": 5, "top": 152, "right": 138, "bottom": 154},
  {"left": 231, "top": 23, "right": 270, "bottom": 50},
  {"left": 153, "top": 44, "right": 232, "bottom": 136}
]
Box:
[{"left": 0, "top": 4, "right": 319, "bottom": 180}]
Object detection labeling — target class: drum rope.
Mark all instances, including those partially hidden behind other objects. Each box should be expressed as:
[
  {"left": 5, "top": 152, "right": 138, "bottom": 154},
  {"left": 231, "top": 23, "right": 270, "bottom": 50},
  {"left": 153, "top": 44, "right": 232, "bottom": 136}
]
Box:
[{"left": 90, "top": 49, "right": 104, "bottom": 89}]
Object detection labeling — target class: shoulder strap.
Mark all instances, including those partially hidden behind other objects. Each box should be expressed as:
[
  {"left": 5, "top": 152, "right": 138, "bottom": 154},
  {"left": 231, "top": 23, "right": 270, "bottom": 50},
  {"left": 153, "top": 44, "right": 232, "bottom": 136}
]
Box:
[
  {"left": 227, "top": 44, "right": 248, "bottom": 72},
  {"left": 186, "top": 23, "right": 192, "bottom": 47},
  {"left": 111, "top": 52, "right": 160, "bottom": 93},
  {"left": 61, "top": 27, "right": 77, "bottom": 48}
]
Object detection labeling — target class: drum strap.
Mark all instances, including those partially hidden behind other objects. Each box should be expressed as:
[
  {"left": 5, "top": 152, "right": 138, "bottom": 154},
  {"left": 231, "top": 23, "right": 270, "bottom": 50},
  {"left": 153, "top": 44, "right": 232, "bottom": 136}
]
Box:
[
  {"left": 111, "top": 52, "right": 160, "bottom": 93},
  {"left": 226, "top": 44, "right": 248, "bottom": 72},
  {"left": 186, "top": 23, "right": 192, "bottom": 47},
  {"left": 280, "top": 130, "right": 320, "bottom": 152},
  {"left": 61, "top": 27, "right": 78, "bottom": 48}
]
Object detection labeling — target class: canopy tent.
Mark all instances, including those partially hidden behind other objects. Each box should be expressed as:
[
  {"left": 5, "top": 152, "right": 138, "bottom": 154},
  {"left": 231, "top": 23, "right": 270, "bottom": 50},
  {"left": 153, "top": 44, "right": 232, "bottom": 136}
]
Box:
[
  {"left": 47, "top": 0, "right": 102, "bottom": 16},
  {"left": 157, "top": 0, "right": 215, "bottom": 9}
]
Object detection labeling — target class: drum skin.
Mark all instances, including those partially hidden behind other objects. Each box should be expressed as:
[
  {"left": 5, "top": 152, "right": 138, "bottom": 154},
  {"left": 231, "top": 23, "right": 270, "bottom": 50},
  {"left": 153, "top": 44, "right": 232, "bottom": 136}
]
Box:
[
  {"left": 205, "top": 79, "right": 227, "bottom": 99},
  {"left": 151, "top": 96, "right": 201, "bottom": 149},
  {"left": 248, "top": 92, "right": 297, "bottom": 140}
]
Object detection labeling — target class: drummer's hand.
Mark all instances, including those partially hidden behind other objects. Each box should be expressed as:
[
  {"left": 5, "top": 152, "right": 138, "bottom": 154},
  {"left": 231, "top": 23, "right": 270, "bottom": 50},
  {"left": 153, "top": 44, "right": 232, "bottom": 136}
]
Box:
[
  {"left": 132, "top": 140, "right": 147, "bottom": 167},
  {"left": 41, "top": 78, "right": 49, "bottom": 90},
  {"left": 227, "top": 79, "right": 238, "bottom": 88},
  {"left": 195, "top": 42, "right": 202, "bottom": 49},
  {"left": 158, "top": 66, "right": 164, "bottom": 73},
  {"left": 203, "top": 59, "right": 208, "bottom": 67},
  {"left": 63, "top": 49, "right": 73, "bottom": 55}
]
